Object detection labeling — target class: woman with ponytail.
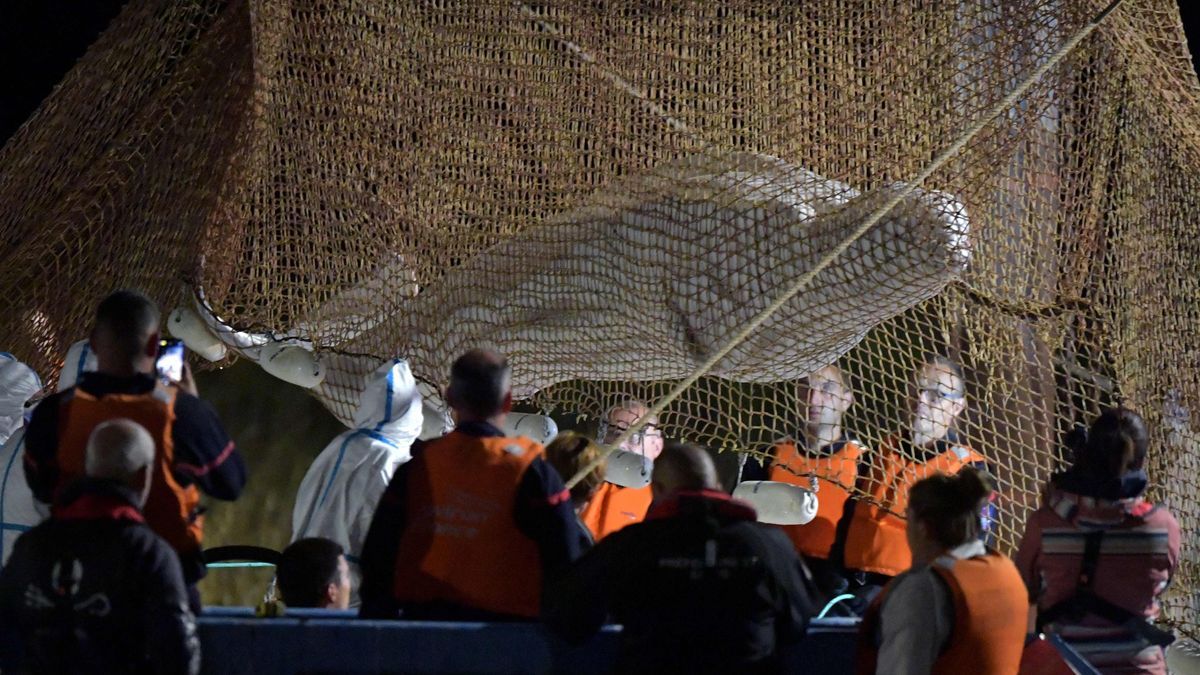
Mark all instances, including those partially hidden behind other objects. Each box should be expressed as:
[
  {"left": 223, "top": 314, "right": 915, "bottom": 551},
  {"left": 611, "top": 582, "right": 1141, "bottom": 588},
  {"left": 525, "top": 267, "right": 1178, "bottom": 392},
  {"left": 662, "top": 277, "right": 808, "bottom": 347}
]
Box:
[
  {"left": 1015, "top": 407, "right": 1180, "bottom": 674},
  {"left": 857, "top": 467, "right": 1028, "bottom": 674}
]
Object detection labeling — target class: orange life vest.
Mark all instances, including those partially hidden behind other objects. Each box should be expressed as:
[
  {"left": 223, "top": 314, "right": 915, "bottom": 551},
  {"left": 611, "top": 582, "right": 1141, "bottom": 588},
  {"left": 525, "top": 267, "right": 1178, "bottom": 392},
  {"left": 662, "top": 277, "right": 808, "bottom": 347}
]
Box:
[
  {"left": 843, "top": 435, "right": 987, "bottom": 576},
  {"left": 56, "top": 385, "right": 203, "bottom": 555},
  {"left": 579, "top": 481, "right": 653, "bottom": 542},
  {"left": 768, "top": 438, "right": 863, "bottom": 559},
  {"left": 392, "top": 432, "right": 545, "bottom": 618},
  {"left": 857, "top": 550, "right": 1028, "bottom": 675}
]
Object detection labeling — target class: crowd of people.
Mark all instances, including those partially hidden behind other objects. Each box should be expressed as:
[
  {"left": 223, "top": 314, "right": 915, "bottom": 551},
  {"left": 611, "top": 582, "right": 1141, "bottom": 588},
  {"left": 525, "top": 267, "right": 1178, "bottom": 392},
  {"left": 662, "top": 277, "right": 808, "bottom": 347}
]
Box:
[
  {"left": 0, "top": 289, "right": 1183, "bottom": 675},
  {"left": 0, "top": 291, "right": 246, "bottom": 674}
]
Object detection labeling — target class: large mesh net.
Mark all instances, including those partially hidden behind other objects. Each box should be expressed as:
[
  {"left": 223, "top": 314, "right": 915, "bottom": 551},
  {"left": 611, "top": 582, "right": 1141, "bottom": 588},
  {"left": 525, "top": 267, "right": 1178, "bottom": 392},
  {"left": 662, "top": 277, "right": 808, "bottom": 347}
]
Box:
[{"left": 2, "top": 0, "right": 1199, "bottom": 635}]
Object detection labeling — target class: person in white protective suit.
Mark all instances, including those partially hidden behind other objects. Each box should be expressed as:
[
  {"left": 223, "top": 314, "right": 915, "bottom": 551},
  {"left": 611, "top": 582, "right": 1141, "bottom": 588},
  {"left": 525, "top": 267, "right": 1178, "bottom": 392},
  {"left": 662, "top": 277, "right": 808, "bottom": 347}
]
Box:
[
  {"left": 290, "top": 359, "right": 423, "bottom": 602},
  {"left": 0, "top": 342, "right": 97, "bottom": 564},
  {"left": 0, "top": 353, "right": 43, "bottom": 563},
  {"left": 0, "top": 355, "right": 41, "bottom": 445}
]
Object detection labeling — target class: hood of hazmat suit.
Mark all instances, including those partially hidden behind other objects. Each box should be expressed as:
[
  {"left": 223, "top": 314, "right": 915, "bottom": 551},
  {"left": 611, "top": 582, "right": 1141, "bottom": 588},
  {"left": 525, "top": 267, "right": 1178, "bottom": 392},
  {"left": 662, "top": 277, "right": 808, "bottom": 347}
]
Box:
[
  {"left": 0, "top": 352, "right": 51, "bottom": 564},
  {"left": 56, "top": 340, "right": 99, "bottom": 392},
  {"left": 290, "top": 359, "right": 422, "bottom": 603},
  {"left": 0, "top": 354, "right": 41, "bottom": 445}
]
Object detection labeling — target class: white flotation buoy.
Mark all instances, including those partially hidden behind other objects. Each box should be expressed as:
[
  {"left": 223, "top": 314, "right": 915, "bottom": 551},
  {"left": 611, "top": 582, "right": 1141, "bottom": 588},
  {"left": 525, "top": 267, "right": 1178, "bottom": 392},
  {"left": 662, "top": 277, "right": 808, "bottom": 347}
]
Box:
[
  {"left": 1167, "top": 640, "right": 1200, "bottom": 675},
  {"left": 732, "top": 480, "right": 819, "bottom": 525},
  {"left": 503, "top": 413, "right": 559, "bottom": 446},
  {"left": 167, "top": 307, "right": 228, "bottom": 362},
  {"left": 603, "top": 449, "right": 654, "bottom": 489},
  {"left": 259, "top": 343, "right": 326, "bottom": 389}
]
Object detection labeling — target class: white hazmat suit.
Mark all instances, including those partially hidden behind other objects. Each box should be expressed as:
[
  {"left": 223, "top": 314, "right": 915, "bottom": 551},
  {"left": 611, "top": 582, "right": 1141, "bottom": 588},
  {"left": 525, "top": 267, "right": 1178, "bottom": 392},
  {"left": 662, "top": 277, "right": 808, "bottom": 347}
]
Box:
[
  {"left": 0, "top": 353, "right": 41, "bottom": 442},
  {"left": 0, "top": 352, "right": 48, "bottom": 563},
  {"left": 290, "top": 359, "right": 422, "bottom": 601}
]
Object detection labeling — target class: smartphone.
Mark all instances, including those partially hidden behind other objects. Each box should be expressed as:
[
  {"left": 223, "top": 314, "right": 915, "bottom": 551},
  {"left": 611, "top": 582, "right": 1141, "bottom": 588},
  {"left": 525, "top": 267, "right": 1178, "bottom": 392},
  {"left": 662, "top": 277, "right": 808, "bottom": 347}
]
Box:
[{"left": 156, "top": 339, "right": 186, "bottom": 383}]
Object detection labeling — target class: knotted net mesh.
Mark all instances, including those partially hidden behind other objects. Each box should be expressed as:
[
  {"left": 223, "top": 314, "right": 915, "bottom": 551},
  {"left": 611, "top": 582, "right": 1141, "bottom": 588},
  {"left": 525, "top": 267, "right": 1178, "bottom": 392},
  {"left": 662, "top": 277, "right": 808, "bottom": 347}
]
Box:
[{"left": 1, "top": 0, "right": 1198, "bottom": 634}]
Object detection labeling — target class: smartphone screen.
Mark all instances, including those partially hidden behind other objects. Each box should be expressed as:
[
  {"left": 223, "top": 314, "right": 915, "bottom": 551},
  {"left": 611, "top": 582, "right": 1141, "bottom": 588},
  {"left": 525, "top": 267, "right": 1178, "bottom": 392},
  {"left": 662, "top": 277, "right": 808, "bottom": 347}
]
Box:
[{"left": 156, "top": 339, "right": 185, "bottom": 383}]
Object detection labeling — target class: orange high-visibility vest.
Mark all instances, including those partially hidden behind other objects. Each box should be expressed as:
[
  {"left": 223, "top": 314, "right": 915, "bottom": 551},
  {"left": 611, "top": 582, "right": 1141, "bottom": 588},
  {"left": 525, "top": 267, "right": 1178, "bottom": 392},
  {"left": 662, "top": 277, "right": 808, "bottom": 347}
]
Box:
[
  {"left": 56, "top": 385, "right": 203, "bottom": 555},
  {"left": 769, "top": 438, "right": 864, "bottom": 559},
  {"left": 392, "top": 432, "right": 545, "bottom": 618},
  {"left": 843, "top": 435, "right": 987, "bottom": 577},
  {"left": 579, "top": 481, "right": 653, "bottom": 542},
  {"left": 857, "top": 550, "right": 1028, "bottom": 675}
]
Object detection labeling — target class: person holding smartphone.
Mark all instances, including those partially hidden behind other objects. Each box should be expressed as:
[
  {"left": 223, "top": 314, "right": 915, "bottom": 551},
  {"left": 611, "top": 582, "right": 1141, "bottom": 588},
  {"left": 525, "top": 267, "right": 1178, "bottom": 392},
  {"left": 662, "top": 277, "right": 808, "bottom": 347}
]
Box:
[{"left": 22, "top": 289, "right": 247, "bottom": 609}]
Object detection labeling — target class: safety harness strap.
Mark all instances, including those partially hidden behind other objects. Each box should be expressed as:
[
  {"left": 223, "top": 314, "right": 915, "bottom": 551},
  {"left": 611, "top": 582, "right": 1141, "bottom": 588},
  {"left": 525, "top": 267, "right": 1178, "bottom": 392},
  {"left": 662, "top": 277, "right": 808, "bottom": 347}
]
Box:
[{"left": 1039, "top": 530, "right": 1174, "bottom": 647}]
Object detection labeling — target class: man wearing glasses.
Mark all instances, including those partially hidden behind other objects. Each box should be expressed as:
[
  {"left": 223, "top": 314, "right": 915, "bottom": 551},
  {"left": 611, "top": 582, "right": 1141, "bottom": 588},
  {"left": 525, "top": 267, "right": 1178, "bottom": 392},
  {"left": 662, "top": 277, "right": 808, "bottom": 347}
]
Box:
[
  {"left": 839, "top": 355, "right": 993, "bottom": 597},
  {"left": 741, "top": 364, "right": 866, "bottom": 596},
  {"left": 579, "top": 400, "right": 664, "bottom": 541}
]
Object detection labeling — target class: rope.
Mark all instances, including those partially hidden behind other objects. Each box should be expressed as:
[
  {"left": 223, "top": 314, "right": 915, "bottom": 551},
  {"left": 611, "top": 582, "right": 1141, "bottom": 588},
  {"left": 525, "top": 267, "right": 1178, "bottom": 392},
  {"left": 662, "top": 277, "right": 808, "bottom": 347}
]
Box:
[
  {"left": 516, "top": 3, "right": 691, "bottom": 135},
  {"left": 564, "top": 0, "right": 1126, "bottom": 490}
]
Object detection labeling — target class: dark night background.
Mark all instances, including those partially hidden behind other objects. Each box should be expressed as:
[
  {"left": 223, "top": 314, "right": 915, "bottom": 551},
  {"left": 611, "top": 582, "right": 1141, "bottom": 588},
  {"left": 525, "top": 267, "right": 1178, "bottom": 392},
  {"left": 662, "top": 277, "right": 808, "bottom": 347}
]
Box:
[
  {"left": 0, "top": 1, "right": 347, "bottom": 605},
  {"left": 2, "top": 1, "right": 1198, "bottom": 605},
  {"left": 3, "top": 1, "right": 1199, "bottom": 146}
]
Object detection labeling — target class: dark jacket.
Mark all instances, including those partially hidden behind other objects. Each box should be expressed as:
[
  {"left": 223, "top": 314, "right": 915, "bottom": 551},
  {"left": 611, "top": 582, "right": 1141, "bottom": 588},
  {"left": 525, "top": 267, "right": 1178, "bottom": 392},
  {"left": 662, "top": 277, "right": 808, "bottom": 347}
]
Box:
[
  {"left": 23, "top": 372, "right": 246, "bottom": 583},
  {"left": 0, "top": 480, "right": 200, "bottom": 675},
  {"left": 543, "top": 490, "right": 819, "bottom": 675},
  {"left": 358, "top": 421, "right": 583, "bottom": 620}
]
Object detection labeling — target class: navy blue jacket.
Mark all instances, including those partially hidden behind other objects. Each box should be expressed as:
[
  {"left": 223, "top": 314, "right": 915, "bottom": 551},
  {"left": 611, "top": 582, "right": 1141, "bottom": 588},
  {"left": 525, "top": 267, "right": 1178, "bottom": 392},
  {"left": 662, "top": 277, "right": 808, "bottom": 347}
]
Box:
[
  {"left": 543, "top": 490, "right": 819, "bottom": 674},
  {"left": 359, "top": 421, "right": 582, "bottom": 620},
  {"left": 0, "top": 479, "right": 200, "bottom": 674}
]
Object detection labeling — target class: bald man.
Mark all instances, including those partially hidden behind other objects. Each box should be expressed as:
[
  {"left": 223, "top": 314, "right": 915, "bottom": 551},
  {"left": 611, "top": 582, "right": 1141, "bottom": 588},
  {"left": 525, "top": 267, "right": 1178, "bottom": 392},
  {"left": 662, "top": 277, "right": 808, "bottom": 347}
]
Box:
[
  {"left": 0, "top": 419, "right": 199, "bottom": 674},
  {"left": 545, "top": 442, "right": 819, "bottom": 674},
  {"left": 358, "top": 349, "right": 582, "bottom": 620}
]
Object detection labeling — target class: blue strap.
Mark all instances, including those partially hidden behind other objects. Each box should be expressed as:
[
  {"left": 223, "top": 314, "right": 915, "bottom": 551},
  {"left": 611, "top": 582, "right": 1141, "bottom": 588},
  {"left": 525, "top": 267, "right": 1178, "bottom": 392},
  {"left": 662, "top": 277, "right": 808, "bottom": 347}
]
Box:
[
  {"left": 358, "top": 429, "right": 399, "bottom": 449},
  {"left": 0, "top": 433, "right": 26, "bottom": 561},
  {"left": 302, "top": 419, "right": 404, "bottom": 538},
  {"left": 317, "top": 431, "right": 366, "bottom": 510},
  {"left": 373, "top": 360, "right": 402, "bottom": 433},
  {"left": 75, "top": 343, "right": 91, "bottom": 382},
  {"left": 315, "top": 429, "right": 401, "bottom": 510}
]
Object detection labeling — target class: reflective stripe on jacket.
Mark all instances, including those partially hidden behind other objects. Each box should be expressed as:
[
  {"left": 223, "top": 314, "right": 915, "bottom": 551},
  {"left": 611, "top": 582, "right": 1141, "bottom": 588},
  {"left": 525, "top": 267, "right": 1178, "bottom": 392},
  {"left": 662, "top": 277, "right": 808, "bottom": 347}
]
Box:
[{"left": 1015, "top": 485, "right": 1180, "bottom": 674}]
